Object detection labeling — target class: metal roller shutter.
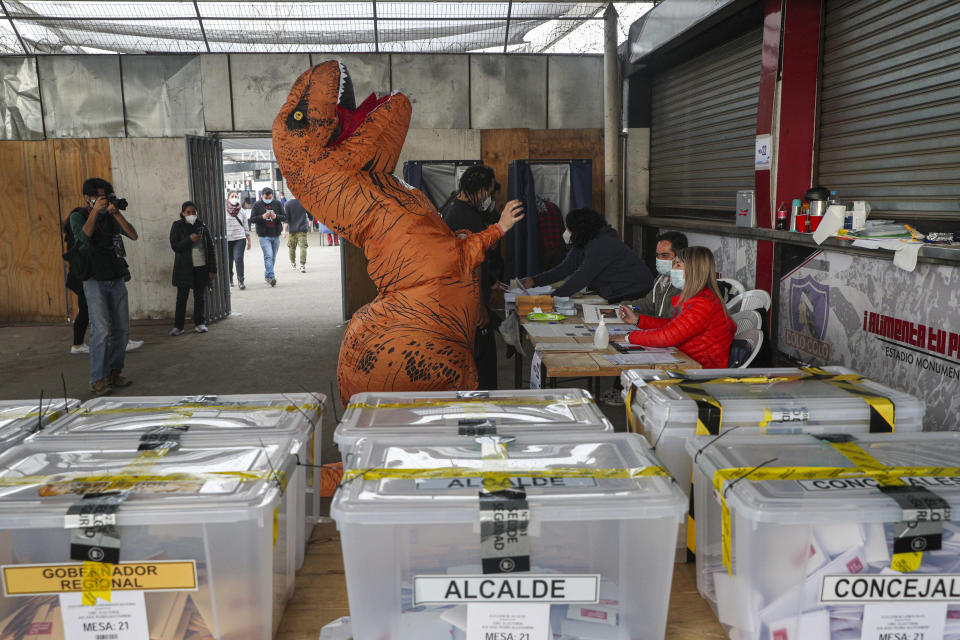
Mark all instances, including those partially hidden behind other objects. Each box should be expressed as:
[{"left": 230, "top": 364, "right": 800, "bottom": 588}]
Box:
[
  {"left": 650, "top": 28, "right": 762, "bottom": 215},
  {"left": 818, "top": 0, "right": 960, "bottom": 219}
]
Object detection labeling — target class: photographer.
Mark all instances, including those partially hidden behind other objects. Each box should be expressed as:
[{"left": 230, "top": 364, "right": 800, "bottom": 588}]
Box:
[{"left": 67, "top": 178, "right": 138, "bottom": 396}]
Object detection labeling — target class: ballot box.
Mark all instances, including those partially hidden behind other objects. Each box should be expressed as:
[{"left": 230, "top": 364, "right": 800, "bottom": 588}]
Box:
[
  {"left": 688, "top": 432, "right": 960, "bottom": 640},
  {"left": 335, "top": 388, "right": 613, "bottom": 459},
  {"left": 0, "top": 399, "right": 80, "bottom": 453},
  {"left": 331, "top": 432, "right": 686, "bottom": 640},
  {"left": 620, "top": 366, "right": 924, "bottom": 560},
  {"left": 35, "top": 393, "right": 324, "bottom": 569},
  {"left": 0, "top": 437, "right": 301, "bottom": 640}
]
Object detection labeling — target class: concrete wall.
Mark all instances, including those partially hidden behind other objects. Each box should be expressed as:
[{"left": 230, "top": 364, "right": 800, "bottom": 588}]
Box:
[
  {"left": 625, "top": 128, "right": 650, "bottom": 217},
  {"left": 109, "top": 138, "right": 191, "bottom": 320}
]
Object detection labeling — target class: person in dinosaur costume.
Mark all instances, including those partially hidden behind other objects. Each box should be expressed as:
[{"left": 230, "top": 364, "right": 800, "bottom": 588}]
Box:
[{"left": 273, "top": 61, "right": 524, "bottom": 405}]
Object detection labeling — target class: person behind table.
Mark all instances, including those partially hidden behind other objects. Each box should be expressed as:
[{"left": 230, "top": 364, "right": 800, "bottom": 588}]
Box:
[
  {"left": 225, "top": 190, "right": 251, "bottom": 290},
  {"left": 626, "top": 231, "right": 688, "bottom": 319},
  {"left": 169, "top": 201, "right": 217, "bottom": 336},
  {"left": 519, "top": 208, "right": 653, "bottom": 303},
  {"left": 441, "top": 165, "right": 523, "bottom": 390},
  {"left": 619, "top": 246, "right": 736, "bottom": 369}
]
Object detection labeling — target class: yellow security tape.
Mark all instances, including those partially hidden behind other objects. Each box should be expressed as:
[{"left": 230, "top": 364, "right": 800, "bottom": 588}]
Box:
[
  {"left": 345, "top": 398, "right": 594, "bottom": 410},
  {"left": 82, "top": 561, "right": 114, "bottom": 606},
  {"left": 75, "top": 403, "right": 320, "bottom": 417},
  {"left": 624, "top": 387, "right": 638, "bottom": 434}
]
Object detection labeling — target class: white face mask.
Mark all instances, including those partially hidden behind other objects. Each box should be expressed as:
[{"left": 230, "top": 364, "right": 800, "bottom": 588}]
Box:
[
  {"left": 669, "top": 268, "right": 685, "bottom": 290},
  {"left": 229, "top": 197, "right": 239, "bottom": 205},
  {"left": 562, "top": 229, "right": 572, "bottom": 245},
  {"left": 263, "top": 197, "right": 273, "bottom": 204},
  {"left": 481, "top": 196, "right": 493, "bottom": 212},
  {"left": 655, "top": 258, "right": 673, "bottom": 276},
  {"left": 184, "top": 214, "right": 198, "bottom": 225}
]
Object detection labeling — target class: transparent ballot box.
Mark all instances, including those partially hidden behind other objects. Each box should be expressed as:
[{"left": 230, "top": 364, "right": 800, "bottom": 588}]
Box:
[
  {"left": 331, "top": 432, "right": 686, "bottom": 640},
  {"left": 335, "top": 388, "right": 613, "bottom": 456},
  {"left": 620, "top": 366, "right": 924, "bottom": 561},
  {"left": 688, "top": 432, "right": 960, "bottom": 640},
  {"left": 35, "top": 393, "right": 324, "bottom": 569},
  {"left": 0, "top": 399, "right": 80, "bottom": 453},
  {"left": 0, "top": 437, "right": 301, "bottom": 640}
]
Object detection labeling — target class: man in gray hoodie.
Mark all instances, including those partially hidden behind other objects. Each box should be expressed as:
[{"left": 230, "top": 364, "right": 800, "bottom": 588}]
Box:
[{"left": 629, "top": 231, "right": 688, "bottom": 318}]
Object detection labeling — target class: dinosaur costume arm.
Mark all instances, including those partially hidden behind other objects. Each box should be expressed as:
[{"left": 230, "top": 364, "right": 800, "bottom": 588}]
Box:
[{"left": 459, "top": 224, "right": 504, "bottom": 269}]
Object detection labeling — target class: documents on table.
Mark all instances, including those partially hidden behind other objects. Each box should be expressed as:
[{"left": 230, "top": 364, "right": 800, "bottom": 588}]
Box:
[
  {"left": 604, "top": 352, "right": 681, "bottom": 366},
  {"left": 581, "top": 305, "right": 621, "bottom": 324},
  {"left": 534, "top": 344, "right": 598, "bottom": 352},
  {"left": 522, "top": 323, "right": 593, "bottom": 338}
]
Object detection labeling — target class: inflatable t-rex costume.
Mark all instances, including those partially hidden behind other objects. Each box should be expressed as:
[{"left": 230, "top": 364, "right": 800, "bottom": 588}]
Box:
[{"left": 273, "top": 61, "right": 504, "bottom": 404}]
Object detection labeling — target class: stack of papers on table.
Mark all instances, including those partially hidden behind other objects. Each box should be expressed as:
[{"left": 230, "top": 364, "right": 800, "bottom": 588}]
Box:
[
  {"left": 582, "top": 305, "right": 621, "bottom": 324},
  {"left": 604, "top": 352, "right": 681, "bottom": 366},
  {"left": 523, "top": 324, "right": 593, "bottom": 338}
]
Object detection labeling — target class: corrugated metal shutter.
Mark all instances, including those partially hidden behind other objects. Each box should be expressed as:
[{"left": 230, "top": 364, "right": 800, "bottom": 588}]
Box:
[
  {"left": 818, "top": 0, "right": 960, "bottom": 219},
  {"left": 650, "top": 28, "right": 762, "bottom": 215}
]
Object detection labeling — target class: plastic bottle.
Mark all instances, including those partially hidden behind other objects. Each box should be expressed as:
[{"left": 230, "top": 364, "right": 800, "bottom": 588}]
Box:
[
  {"left": 775, "top": 203, "right": 789, "bottom": 230},
  {"left": 790, "top": 199, "right": 801, "bottom": 231},
  {"left": 594, "top": 314, "right": 609, "bottom": 350}
]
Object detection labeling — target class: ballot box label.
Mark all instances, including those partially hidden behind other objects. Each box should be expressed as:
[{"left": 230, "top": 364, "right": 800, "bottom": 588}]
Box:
[
  {"left": 861, "top": 602, "right": 946, "bottom": 640},
  {"left": 820, "top": 574, "right": 960, "bottom": 603},
  {"left": 2, "top": 562, "right": 198, "bottom": 596},
  {"left": 798, "top": 476, "right": 960, "bottom": 493},
  {"left": 60, "top": 590, "right": 150, "bottom": 640},
  {"left": 415, "top": 477, "right": 597, "bottom": 491},
  {"left": 413, "top": 574, "right": 599, "bottom": 605},
  {"left": 466, "top": 603, "right": 549, "bottom": 640}
]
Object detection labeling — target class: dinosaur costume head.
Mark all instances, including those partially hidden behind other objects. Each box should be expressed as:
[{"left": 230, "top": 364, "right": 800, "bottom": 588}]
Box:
[
  {"left": 274, "top": 61, "right": 409, "bottom": 182},
  {"left": 273, "top": 61, "right": 506, "bottom": 405}
]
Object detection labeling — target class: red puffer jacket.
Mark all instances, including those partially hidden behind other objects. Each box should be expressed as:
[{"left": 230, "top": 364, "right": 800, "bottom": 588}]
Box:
[{"left": 627, "top": 289, "right": 736, "bottom": 369}]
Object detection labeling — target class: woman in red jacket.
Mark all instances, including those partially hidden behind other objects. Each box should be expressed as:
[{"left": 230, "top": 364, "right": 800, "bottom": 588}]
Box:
[{"left": 619, "top": 246, "right": 736, "bottom": 369}]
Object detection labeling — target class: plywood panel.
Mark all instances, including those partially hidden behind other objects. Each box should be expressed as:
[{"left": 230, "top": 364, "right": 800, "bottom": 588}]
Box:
[
  {"left": 480, "top": 128, "right": 530, "bottom": 210},
  {"left": 0, "top": 138, "right": 113, "bottom": 323},
  {"left": 341, "top": 240, "right": 378, "bottom": 321},
  {"left": 0, "top": 141, "right": 66, "bottom": 322},
  {"left": 529, "top": 128, "right": 605, "bottom": 213}
]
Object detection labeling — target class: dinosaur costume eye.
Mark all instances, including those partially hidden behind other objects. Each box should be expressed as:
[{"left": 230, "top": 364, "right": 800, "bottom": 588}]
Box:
[
  {"left": 286, "top": 103, "right": 310, "bottom": 129},
  {"left": 294, "top": 111, "right": 303, "bottom": 120}
]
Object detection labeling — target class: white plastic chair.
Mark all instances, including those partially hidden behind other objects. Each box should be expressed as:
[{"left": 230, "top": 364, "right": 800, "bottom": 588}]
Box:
[
  {"left": 730, "top": 328, "right": 763, "bottom": 368},
  {"left": 726, "top": 289, "right": 772, "bottom": 313},
  {"left": 731, "top": 310, "right": 762, "bottom": 337},
  {"left": 718, "top": 278, "right": 745, "bottom": 301}
]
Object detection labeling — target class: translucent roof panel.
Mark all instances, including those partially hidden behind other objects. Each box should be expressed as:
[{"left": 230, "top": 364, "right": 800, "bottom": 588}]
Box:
[{"left": 0, "top": 1, "right": 652, "bottom": 55}]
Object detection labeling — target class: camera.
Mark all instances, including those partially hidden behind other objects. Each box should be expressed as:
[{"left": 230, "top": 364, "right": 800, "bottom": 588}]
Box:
[{"left": 106, "top": 193, "right": 128, "bottom": 211}]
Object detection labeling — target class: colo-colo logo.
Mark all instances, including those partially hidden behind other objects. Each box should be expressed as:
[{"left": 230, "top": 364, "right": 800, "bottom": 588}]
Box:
[
  {"left": 413, "top": 575, "right": 599, "bottom": 605},
  {"left": 821, "top": 574, "right": 960, "bottom": 603}
]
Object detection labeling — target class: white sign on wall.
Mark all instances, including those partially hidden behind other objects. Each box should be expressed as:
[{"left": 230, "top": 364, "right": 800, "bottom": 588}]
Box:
[
  {"left": 778, "top": 250, "right": 960, "bottom": 429},
  {"left": 754, "top": 134, "right": 772, "bottom": 170}
]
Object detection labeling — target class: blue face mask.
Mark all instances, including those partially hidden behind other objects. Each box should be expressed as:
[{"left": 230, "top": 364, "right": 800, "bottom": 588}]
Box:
[{"left": 669, "top": 268, "right": 685, "bottom": 290}]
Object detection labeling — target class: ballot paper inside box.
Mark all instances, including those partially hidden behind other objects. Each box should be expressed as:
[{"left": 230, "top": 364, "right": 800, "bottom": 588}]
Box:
[
  {"left": 34, "top": 392, "right": 325, "bottom": 571},
  {"left": 0, "top": 438, "right": 301, "bottom": 640},
  {"left": 620, "top": 366, "right": 925, "bottom": 562},
  {"left": 687, "top": 432, "right": 960, "bottom": 640},
  {"left": 331, "top": 433, "right": 687, "bottom": 640},
  {"left": 335, "top": 388, "right": 613, "bottom": 458}
]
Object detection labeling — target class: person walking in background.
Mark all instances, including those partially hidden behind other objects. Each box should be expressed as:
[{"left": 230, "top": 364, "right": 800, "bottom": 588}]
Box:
[
  {"left": 283, "top": 196, "right": 311, "bottom": 272},
  {"left": 169, "top": 201, "right": 217, "bottom": 336},
  {"left": 225, "top": 190, "right": 250, "bottom": 290},
  {"left": 248, "top": 187, "right": 286, "bottom": 286},
  {"left": 317, "top": 220, "right": 339, "bottom": 246}
]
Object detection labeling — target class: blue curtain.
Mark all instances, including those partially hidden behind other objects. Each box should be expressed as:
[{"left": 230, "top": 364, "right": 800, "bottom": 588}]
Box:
[
  {"left": 402, "top": 161, "right": 423, "bottom": 190},
  {"left": 569, "top": 159, "right": 592, "bottom": 210},
  {"left": 507, "top": 160, "right": 539, "bottom": 279}
]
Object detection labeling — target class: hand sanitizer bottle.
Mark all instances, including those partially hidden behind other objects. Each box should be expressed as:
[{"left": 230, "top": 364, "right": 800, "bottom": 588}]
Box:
[{"left": 594, "top": 314, "right": 609, "bottom": 349}]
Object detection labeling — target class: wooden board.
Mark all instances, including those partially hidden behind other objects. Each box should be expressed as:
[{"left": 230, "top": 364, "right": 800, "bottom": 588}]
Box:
[
  {"left": 280, "top": 522, "right": 726, "bottom": 639},
  {"left": 480, "top": 128, "right": 530, "bottom": 211},
  {"left": 0, "top": 139, "right": 113, "bottom": 323}
]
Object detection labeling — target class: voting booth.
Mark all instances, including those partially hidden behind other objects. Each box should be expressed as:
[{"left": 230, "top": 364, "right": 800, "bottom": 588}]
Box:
[
  {"left": 331, "top": 433, "right": 686, "bottom": 639},
  {"left": 35, "top": 393, "right": 325, "bottom": 571},
  {"left": 334, "top": 388, "right": 613, "bottom": 459},
  {"left": 689, "top": 432, "right": 960, "bottom": 640},
  {"left": 0, "top": 437, "right": 301, "bottom": 640},
  {"left": 620, "top": 366, "right": 926, "bottom": 561}
]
